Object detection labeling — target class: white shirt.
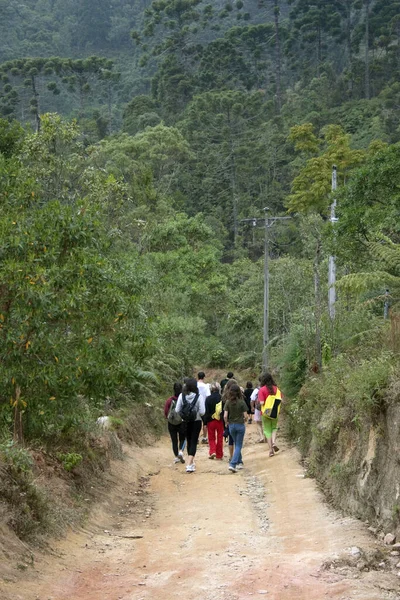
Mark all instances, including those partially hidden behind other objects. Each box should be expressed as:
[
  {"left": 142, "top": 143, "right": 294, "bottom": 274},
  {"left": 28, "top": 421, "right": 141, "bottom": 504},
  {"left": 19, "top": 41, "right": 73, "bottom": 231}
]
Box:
[
  {"left": 250, "top": 387, "right": 259, "bottom": 402},
  {"left": 197, "top": 380, "right": 210, "bottom": 402}
]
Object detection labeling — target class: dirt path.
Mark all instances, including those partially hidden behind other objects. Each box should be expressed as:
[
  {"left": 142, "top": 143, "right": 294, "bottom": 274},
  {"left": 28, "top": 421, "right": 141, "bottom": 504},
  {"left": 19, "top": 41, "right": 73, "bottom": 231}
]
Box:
[{"left": 2, "top": 426, "right": 399, "bottom": 600}]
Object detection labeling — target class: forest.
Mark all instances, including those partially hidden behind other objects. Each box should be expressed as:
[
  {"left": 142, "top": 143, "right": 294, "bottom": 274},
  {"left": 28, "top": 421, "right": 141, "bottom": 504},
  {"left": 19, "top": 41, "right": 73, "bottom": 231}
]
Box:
[{"left": 0, "top": 0, "right": 400, "bottom": 539}]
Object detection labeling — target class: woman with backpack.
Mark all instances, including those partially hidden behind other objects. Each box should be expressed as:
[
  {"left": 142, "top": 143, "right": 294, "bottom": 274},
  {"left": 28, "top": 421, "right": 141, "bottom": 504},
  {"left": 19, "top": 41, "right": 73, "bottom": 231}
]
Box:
[
  {"left": 175, "top": 378, "right": 205, "bottom": 473},
  {"left": 223, "top": 383, "right": 248, "bottom": 473},
  {"left": 258, "top": 372, "right": 282, "bottom": 457},
  {"left": 164, "top": 382, "right": 186, "bottom": 464},
  {"left": 204, "top": 382, "right": 223, "bottom": 460}
]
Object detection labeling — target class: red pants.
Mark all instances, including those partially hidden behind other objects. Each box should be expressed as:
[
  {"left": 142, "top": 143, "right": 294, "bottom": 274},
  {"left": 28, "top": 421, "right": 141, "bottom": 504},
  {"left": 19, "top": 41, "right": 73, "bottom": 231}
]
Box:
[{"left": 208, "top": 419, "right": 224, "bottom": 459}]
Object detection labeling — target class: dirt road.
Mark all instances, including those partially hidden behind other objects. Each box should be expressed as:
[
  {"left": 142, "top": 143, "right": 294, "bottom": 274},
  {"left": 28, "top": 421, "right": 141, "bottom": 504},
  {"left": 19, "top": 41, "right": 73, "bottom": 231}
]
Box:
[{"left": 2, "top": 426, "right": 399, "bottom": 600}]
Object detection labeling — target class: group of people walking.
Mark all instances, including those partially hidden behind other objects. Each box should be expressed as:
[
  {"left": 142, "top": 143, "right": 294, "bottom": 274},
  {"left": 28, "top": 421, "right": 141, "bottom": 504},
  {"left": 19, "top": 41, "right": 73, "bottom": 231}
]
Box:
[{"left": 164, "top": 371, "right": 283, "bottom": 474}]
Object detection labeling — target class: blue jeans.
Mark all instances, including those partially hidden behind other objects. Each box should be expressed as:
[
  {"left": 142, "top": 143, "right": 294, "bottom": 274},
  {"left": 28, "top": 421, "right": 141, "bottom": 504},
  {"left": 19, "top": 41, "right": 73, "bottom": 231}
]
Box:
[{"left": 228, "top": 423, "right": 245, "bottom": 468}]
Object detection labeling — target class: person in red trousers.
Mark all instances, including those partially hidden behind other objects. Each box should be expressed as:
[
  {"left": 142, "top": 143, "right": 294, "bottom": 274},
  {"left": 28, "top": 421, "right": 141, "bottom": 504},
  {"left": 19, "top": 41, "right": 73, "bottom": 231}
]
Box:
[{"left": 204, "top": 382, "right": 224, "bottom": 460}]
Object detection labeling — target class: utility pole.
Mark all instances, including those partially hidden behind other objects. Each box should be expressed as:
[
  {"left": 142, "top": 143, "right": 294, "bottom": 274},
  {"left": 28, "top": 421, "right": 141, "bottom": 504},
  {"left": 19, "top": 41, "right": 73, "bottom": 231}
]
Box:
[
  {"left": 328, "top": 166, "right": 338, "bottom": 320},
  {"left": 263, "top": 209, "right": 291, "bottom": 371},
  {"left": 241, "top": 211, "right": 291, "bottom": 372}
]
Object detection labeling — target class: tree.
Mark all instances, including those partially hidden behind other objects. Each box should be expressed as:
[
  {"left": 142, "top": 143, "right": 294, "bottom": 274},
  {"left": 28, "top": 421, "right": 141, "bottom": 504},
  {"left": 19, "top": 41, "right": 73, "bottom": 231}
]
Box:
[
  {"left": 286, "top": 0, "right": 338, "bottom": 79},
  {"left": 0, "top": 56, "right": 119, "bottom": 130},
  {"left": 0, "top": 114, "right": 156, "bottom": 441},
  {"left": 287, "top": 123, "right": 365, "bottom": 214},
  {"left": 180, "top": 90, "right": 270, "bottom": 244}
]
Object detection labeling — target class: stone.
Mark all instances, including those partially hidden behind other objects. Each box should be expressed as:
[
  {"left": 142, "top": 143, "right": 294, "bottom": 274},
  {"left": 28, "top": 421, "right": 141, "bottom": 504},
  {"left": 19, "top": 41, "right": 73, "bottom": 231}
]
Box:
[
  {"left": 384, "top": 533, "right": 396, "bottom": 545},
  {"left": 349, "top": 546, "right": 361, "bottom": 557},
  {"left": 368, "top": 526, "right": 378, "bottom": 534}
]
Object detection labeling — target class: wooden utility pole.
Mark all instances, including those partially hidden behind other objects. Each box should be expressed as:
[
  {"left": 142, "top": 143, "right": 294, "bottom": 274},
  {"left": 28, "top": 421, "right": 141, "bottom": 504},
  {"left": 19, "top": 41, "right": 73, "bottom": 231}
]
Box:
[
  {"left": 263, "top": 210, "right": 291, "bottom": 371},
  {"left": 241, "top": 212, "right": 291, "bottom": 371}
]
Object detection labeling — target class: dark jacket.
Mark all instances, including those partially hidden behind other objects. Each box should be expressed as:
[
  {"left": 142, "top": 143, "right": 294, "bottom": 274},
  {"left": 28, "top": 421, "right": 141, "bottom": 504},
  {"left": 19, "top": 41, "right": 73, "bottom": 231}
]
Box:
[{"left": 204, "top": 391, "right": 222, "bottom": 425}]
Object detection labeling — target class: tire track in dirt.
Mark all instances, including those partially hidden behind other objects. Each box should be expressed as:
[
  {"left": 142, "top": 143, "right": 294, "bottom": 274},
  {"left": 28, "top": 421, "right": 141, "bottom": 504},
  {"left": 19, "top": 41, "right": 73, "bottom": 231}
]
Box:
[{"left": 1, "top": 426, "right": 399, "bottom": 600}]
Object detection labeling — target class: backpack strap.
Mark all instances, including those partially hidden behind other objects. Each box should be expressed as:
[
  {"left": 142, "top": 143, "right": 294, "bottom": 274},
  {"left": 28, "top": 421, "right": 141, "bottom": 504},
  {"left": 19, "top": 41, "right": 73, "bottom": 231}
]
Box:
[{"left": 189, "top": 393, "right": 199, "bottom": 409}]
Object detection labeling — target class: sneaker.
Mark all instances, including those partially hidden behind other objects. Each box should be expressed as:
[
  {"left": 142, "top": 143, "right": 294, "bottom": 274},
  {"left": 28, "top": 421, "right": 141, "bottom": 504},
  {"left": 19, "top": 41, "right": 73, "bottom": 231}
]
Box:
[
  {"left": 201, "top": 437, "right": 208, "bottom": 444},
  {"left": 178, "top": 450, "right": 185, "bottom": 463},
  {"left": 228, "top": 465, "right": 237, "bottom": 473},
  {"left": 236, "top": 463, "right": 244, "bottom": 470},
  {"left": 209, "top": 453, "right": 216, "bottom": 459},
  {"left": 186, "top": 464, "right": 195, "bottom": 473},
  {"left": 248, "top": 418, "right": 252, "bottom": 424},
  {"left": 174, "top": 457, "right": 180, "bottom": 464}
]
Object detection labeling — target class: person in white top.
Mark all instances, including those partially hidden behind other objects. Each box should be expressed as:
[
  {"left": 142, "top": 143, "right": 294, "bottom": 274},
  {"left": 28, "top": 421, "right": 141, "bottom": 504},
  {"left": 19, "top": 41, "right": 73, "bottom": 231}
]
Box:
[
  {"left": 197, "top": 371, "right": 210, "bottom": 443},
  {"left": 176, "top": 378, "right": 205, "bottom": 472},
  {"left": 251, "top": 384, "right": 265, "bottom": 443}
]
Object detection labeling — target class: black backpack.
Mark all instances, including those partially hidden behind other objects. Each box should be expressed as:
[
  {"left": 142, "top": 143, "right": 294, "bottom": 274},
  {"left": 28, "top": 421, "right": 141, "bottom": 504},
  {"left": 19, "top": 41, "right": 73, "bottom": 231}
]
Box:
[{"left": 179, "top": 393, "right": 199, "bottom": 422}]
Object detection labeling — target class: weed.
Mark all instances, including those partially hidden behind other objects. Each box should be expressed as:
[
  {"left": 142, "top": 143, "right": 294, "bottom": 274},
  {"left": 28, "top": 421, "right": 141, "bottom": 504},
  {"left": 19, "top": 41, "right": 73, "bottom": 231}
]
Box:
[
  {"left": 0, "top": 440, "right": 33, "bottom": 473},
  {"left": 57, "top": 452, "right": 83, "bottom": 472}
]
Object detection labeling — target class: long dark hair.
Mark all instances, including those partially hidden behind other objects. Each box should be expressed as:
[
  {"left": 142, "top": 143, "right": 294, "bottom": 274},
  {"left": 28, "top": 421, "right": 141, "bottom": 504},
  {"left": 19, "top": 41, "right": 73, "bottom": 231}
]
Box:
[
  {"left": 185, "top": 378, "right": 198, "bottom": 394},
  {"left": 173, "top": 382, "right": 183, "bottom": 397},
  {"left": 225, "top": 383, "right": 242, "bottom": 404},
  {"left": 260, "top": 372, "right": 276, "bottom": 395}
]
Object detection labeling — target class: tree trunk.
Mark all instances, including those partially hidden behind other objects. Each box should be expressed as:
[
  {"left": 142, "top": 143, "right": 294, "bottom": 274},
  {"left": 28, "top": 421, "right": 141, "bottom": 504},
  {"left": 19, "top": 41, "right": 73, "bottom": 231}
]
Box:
[
  {"left": 227, "top": 109, "right": 239, "bottom": 244},
  {"left": 274, "top": 0, "right": 282, "bottom": 113},
  {"left": 31, "top": 74, "right": 41, "bottom": 132},
  {"left": 229, "top": 149, "right": 239, "bottom": 244},
  {"left": 317, "top": 21, "right": 322, "bottom": 77},
  {"left": 108, "top": 82, "right": 112, "bottom": 135},
  {"left": 345, "top": 2, "right": 353, "bottom": 94},
  {"left": 13, "top": 386, "right": 23, "bottom": 444},
  {"left": 364, "top": 0, "right": 370, "bottom": 100}
]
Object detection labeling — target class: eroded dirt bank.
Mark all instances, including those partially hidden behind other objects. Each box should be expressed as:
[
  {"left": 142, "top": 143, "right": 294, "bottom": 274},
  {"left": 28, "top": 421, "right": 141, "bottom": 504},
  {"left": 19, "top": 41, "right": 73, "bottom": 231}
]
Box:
[{"left": 2, "top": 426, "right": 399, "bottom": 600}]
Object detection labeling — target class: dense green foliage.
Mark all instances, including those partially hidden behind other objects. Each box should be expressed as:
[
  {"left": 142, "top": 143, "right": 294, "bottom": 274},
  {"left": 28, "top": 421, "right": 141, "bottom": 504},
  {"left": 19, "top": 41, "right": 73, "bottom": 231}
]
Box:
[{"left": 1, "top": 1, "right": 400, "bottom": 538}]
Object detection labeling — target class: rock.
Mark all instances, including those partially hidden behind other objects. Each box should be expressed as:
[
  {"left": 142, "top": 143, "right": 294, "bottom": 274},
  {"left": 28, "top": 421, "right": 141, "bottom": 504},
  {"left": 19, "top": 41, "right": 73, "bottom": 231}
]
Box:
[
  {"left": 392, "top": 543, "right": 400, "bottom": 550},
  {"left": 97, "top": 416, "right": 111, "bottom": 429},
  {"left": 368, "top": 526, "right": 378, "bottom": 534},
  {"left": 348, "top": 546, "right": 361, "bottom": 557},
  {"left": 390, "top": 551, "right": 400, "bottom": 556},
  {"left": 396, "top": 562, "right": 400, "bottom": 569},
  {"left": 384, "top": 533, "right": 396, "bottom": 545}
]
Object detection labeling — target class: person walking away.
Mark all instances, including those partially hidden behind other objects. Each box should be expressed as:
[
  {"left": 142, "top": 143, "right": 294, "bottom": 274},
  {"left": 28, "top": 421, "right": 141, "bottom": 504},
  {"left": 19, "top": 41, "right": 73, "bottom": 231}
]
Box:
[
  {"left": 221, "top": 378, "right": 237, "bottom": 461},
  {"left": 164, "top": 382, "right": 186, "bottom": 464},
  {"left": 258, "top": 372, "right": 282, "bottom": 457},
  {"left": 176, "top": 378, "right": 205, "bottom": 473},
  {"left": 244, "top": 381, "right": 254, "bottom": 424},
  {"left": 204, "top": 382, "right": 223, "bottom": 459},
  {"left": 220, "top": 371, "right": 234, "bottom": 393},
  {"left": 224, "top": 383, "right": 248, "bottom": 473},
  {"left": 197, "top": 371, "right": 210, "bottom": 444},
  {"left": 251, "top": 380, "right": 264, "bottom": 443}
]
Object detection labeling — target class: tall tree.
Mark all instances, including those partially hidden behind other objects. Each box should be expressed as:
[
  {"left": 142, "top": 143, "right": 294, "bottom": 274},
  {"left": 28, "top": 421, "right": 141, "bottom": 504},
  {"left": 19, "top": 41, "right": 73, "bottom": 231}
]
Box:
[{"left": 180, "top": 90, "right": 271, "bottom": 244}]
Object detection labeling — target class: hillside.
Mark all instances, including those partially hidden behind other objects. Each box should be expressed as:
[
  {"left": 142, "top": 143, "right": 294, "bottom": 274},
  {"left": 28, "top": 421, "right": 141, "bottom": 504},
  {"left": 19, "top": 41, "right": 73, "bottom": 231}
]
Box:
[{"left": 0, "top": 0, "right": 400, "bottom": 571}]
